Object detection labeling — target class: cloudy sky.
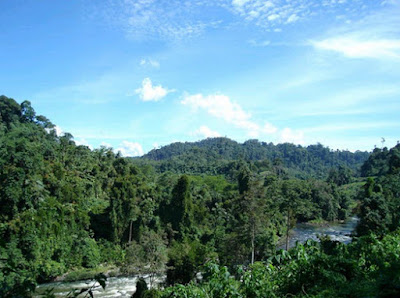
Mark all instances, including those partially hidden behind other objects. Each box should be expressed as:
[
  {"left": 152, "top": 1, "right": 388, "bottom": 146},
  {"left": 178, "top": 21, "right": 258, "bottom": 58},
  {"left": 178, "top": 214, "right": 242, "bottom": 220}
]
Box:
[{"left": 1, "top": 0, "right": 400, "bottom": 156}]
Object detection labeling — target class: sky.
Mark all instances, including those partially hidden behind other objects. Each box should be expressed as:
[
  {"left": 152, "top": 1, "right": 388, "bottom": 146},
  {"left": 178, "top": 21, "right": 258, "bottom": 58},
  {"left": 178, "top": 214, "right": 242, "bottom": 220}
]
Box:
[{"left": 1, "top": 0, "right": 400, "bottom": 156}]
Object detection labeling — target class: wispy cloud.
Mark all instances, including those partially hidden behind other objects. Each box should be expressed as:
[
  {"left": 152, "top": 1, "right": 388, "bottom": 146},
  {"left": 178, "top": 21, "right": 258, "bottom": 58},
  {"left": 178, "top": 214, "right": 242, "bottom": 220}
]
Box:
[
  {"left": 227, "top": 0, "right": 369, "bottom": 30},
  {"left": 248, "top": 39, "right": 271, "bottom": 47},
  {"left": 88, "top": 0, "right": 383, "bottom": 40},
  {"left": 135, "top": 78, "right": 174, "bottom": 102},
  {"left": 140, "top": 58, "right": 160, "bottom": 68},
  {"left": 291, "top": 85, "right": 400, "bottom": 117},
  {"left": 310, "top": 1, "right": 400, "bottom": 60},
  {"left": 303, "top": 121, "right": 400, "bottom": 134},
  {"left": 90, "top": 0, "right": 224, "bottom": 40},
  {"left": 229, "top": 0, "right": 304, "bottom": 28},
  {"left": 34, "top": 73, "right": 128, "bottom": 104},
  {"left": 311, "top": 37, "right": 400, "bottom": 60}
]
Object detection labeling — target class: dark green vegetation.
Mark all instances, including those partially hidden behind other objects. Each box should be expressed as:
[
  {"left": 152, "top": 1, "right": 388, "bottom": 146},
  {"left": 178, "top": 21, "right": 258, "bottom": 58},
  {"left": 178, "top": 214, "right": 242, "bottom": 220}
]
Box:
[
  {"left": 139, "top": 137, "right": 369, "bottom": 179},
  {"left": 0, "top": 95, "right": 399, "bottom": 297}
]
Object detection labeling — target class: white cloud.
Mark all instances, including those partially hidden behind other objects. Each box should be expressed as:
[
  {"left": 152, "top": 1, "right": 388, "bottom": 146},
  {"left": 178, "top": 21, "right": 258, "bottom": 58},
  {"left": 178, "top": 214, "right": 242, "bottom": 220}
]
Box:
[
  {"left": 116, "top": 141, "right": 144, "bottom": 157},
  {"left": 75, "top": 138, "right": 93, "bottom": 149},
  {"left": 140, "top": 58, "right": 160, "bottom": 68},
  {"left": 311, "top": 2, "right": 400, "bottom": 60},
  {"left": 100, "top": 141, "right": 113, "bottom": 148},
  {"left": 303, "top": 121, "right": 400, "bottom": 133},
  {"left": 311, "top": 37, "right": 400, "bottom": 59},
  {"left": 232, "top": 0, "right": 250, "bottom": 7},
  {"left": 192, "top": 125, "right": 221, "bottom": 139},
  {"left": 181, "top": 93, "right": 260, "bottom": 135},
  {"left": 228, "top": 0, "right": 386, "bottom": 31},
  {"left": 90, "top": 0, "right": 224, "bottom": 40},
  {"left": 181, "top": 93, "right": 284, "bottom": 138},
  {"left": 268, "top": 14, "right": 280, "bottom": 21},
  {"left": 54, "top": 125, "right": 63, "bottom": 136},
  {"left": 229, "top": 0, "right": 312, "bottom": 29},
  {"left": 90, "top": 0, "right": 390, "bottom": 40},
  {"left": 263, "top": 122, "right": 278, "bottom": 134},
  {"left": 135, "top": 78, "right": 173, "bottom": 102},
  {"left": 45, "top": 125, "right": 63, "bottom": 136},
  {"left": 248, "top": 39, "right": 271, "bottom": 47},
  {"left": 298, "top": 85, "right": 400, "bottom": 117},
  {"left": 287, "top": 14, "right": 299, "bottom": 23},
  {"left": 280, "top": 128, "right": 305, "bottom": 145},
  {"left": 35, "top": 73, "right": 128, "bottom": 104}
]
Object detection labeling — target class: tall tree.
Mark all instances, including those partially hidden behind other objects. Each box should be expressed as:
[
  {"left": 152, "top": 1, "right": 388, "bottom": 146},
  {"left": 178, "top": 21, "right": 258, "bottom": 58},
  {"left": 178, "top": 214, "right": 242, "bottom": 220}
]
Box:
[{"left": 168, "top": 175, "right": 193, "bottom": 239}]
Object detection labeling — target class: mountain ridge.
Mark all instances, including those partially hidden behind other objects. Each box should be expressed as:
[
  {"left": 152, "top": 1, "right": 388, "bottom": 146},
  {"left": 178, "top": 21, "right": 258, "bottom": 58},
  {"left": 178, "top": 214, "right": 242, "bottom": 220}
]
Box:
[{"left": 140, "top": 137, "right": 370, "bottom": 179}]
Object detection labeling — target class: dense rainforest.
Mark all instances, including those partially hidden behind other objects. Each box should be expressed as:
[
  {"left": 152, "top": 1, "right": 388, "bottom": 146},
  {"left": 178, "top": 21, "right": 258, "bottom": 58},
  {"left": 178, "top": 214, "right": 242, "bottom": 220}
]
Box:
[
  {"left": 0, "top": 95, "right": 399, "bottom": 297},
  {"left": 138, "top": 136, "right": 369, "bottom": 179}
]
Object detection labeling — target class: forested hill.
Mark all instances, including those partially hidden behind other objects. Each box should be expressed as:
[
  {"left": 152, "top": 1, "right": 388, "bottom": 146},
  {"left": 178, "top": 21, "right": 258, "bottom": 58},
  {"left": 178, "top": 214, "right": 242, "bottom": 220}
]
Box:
[
  {"left": 141, "top": 137, "right": 370, "bottom": 178},
  {"left": 360, "top": 143, "right": 400, "bottom": 177}
]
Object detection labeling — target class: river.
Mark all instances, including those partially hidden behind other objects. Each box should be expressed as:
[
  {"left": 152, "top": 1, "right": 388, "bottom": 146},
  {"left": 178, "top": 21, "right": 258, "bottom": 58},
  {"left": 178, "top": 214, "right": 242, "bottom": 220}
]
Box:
[
  {"left": 35, "top": 217, "right": 359, "bottom": 297},
  {"left": 279, "top": 216, "right": 359, "bottom": 250},
  {"left": 34, "top": 274, "right": 163, "bottom": 297}
]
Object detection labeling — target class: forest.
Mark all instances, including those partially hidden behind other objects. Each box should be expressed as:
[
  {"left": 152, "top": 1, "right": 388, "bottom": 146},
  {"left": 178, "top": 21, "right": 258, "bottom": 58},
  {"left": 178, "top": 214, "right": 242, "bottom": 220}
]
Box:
[{"left": 1, "top": 95, "right": 400, "bottom": 297}]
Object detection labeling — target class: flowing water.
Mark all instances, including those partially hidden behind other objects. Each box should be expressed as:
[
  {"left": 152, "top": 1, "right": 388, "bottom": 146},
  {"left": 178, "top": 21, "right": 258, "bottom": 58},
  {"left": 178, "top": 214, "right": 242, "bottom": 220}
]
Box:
[
  {"left": 35, "top": 274, "right": 163, "bottom": 297},
  {"left": 36, "top": 217, "right": 359, "bottom": 297},
  {"left": 278, "top": 216, "right": 359, "bottom": 250}
]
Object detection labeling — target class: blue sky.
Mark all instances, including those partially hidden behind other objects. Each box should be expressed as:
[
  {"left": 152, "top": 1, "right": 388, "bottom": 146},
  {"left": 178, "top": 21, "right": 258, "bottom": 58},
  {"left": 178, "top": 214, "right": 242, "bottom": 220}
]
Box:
[{"left": 1, "top": 0, "right": 399, "bottom": 156}]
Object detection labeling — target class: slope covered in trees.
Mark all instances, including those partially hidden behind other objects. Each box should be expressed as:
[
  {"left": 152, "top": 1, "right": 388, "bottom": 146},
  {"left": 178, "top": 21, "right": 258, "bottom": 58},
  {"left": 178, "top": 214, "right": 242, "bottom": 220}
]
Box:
[
  {"left": 141, "top": 138, "right": 369, "bottom": 179},
  {"left": 1, "top": 96, "right": 399, "bottom": 297},
  {"left": 157, "top": 136, "right": 400, "bottom": 297}
]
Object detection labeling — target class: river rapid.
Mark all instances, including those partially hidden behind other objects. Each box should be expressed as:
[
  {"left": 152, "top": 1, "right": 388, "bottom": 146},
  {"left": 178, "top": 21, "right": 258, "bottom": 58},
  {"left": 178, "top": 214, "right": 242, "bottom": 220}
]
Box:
[{"left": 35, "top": 274, "right": 163, "bottom": 297}]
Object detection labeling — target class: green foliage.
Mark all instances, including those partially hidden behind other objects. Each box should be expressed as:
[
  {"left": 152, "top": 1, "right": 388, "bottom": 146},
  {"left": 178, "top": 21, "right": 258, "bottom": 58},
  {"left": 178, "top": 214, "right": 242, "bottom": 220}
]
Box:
[
  {"left": 2, "top": 96, "right": 392, "bottom": 297},
  {"left": 166, "top": 239, "right": 215, "bottom": 285},
  {"left": 165, "top": 175, "right": 194, "bottom": 239},
  {"left": 361, "top": 144, "right": 400, "bottom": 177},
  {"left": 124, "top": 228, "right": 167, "bottom": 283},
  {"left": 356, "top": 144, "right": 400, "bottom": 236},
  {"left": 141, "top": 138, "right": 369, "bottom": 179},
  {"left": 109, "top": 173, "right": 140, "bottom": 243},
  {"left": 161, "top": 231, "right": 400, "bottom": 297}
]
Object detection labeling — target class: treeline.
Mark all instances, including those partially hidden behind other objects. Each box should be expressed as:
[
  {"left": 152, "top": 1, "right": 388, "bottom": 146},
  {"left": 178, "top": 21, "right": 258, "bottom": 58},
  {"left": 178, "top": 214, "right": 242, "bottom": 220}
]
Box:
[{"left": 140, "top": 137, "right": 369, "bottom": 179}]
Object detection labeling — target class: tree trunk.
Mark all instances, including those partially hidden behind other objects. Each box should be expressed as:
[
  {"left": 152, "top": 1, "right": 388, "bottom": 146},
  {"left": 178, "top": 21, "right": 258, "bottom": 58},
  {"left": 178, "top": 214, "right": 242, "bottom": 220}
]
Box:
[
  {"left": 285, "top": 208, "right": 290, "bottom": 251},
  {"left": 251, "top": 221, "right": 255, "bottom": 264},
  {"left": 129, "top": 220, "right": 133, "bottom": 243}
]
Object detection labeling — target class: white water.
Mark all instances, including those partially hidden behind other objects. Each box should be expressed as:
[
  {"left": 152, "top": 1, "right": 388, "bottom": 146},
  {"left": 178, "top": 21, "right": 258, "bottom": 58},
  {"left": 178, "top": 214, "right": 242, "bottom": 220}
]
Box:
[{"left": 35, "top": 274, "right": 164, "bottom": 297}]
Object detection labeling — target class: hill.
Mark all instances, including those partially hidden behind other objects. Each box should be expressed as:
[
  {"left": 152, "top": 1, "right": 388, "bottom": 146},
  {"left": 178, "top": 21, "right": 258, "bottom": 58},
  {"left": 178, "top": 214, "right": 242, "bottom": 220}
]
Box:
[{"left": 141, "top": 137, "right": 370, "bottom": 179}]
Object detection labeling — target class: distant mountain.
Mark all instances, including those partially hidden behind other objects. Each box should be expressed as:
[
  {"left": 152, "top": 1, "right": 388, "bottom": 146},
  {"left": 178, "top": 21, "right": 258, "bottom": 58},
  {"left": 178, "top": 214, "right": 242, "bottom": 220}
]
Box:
[{"left": 140, "top": 137, "right": 370, "bottom": 179}]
